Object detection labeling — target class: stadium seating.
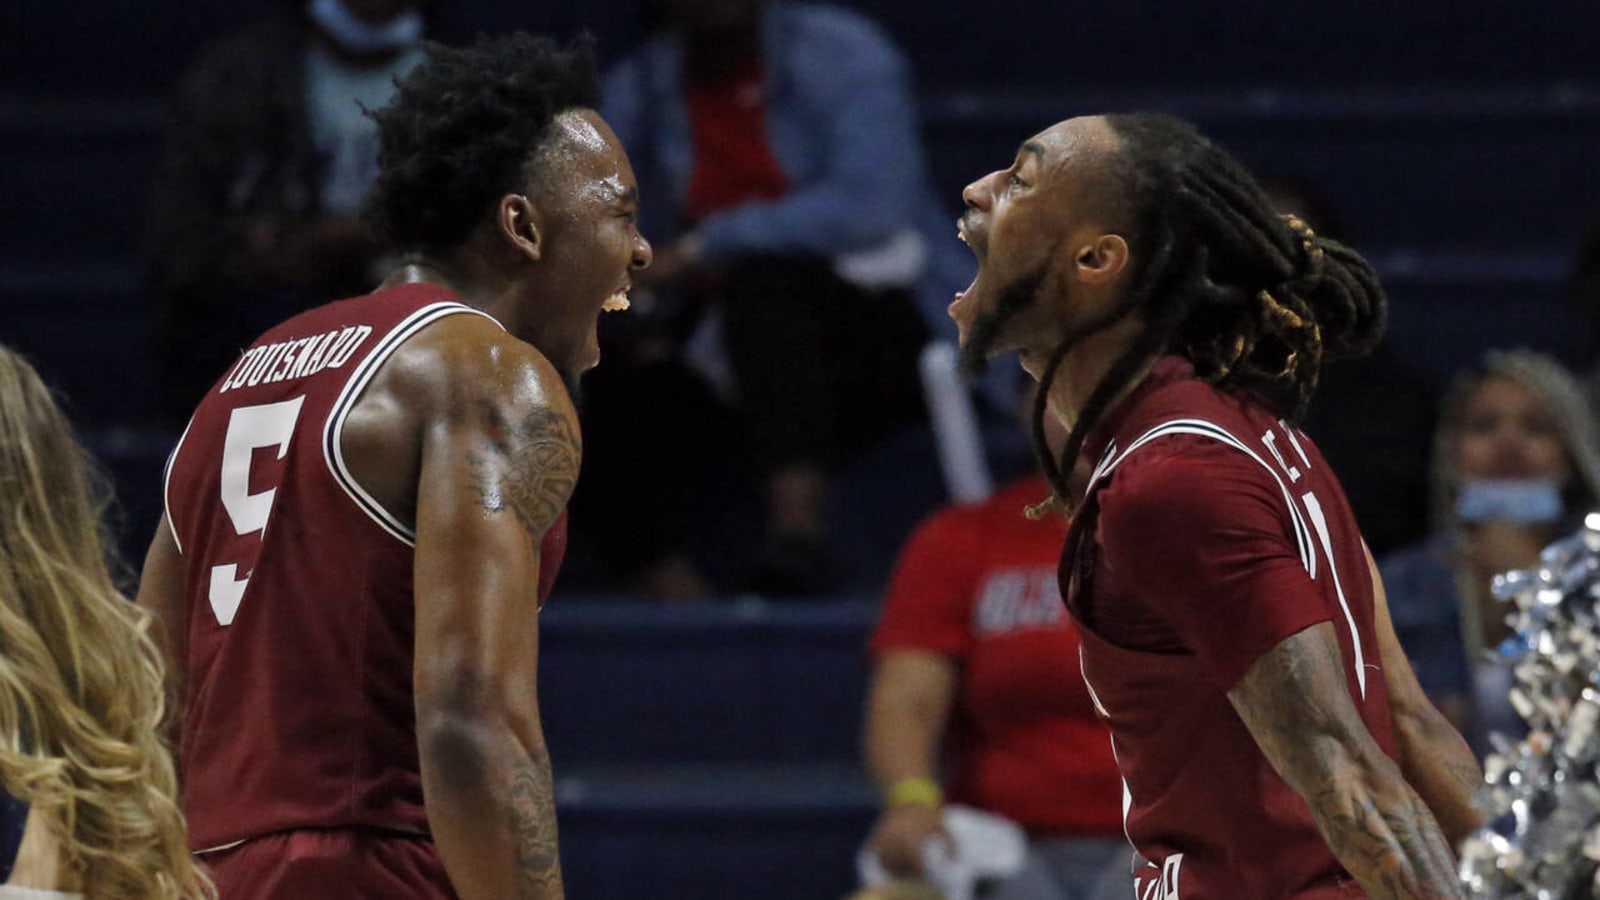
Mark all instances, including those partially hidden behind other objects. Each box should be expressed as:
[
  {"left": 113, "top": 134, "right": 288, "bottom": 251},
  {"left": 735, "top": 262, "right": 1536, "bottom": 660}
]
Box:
[{"left": 541, "top": 598, "right": 879, "bottom": 897}]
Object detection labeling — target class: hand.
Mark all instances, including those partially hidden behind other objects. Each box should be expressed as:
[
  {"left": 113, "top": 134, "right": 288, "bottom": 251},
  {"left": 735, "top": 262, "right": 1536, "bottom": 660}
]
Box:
[{"left": 866, "top": 804, "right": 949, "bottom": 879}]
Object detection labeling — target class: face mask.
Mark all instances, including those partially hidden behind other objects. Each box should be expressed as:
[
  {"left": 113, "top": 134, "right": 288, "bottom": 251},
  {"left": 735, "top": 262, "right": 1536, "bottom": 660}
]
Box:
[
  {"left": 1455, "top": 478, "right": 1564, "bottom": 525},
  {"left": 308, "top": 0, "right": 423, "bottom": 56}
]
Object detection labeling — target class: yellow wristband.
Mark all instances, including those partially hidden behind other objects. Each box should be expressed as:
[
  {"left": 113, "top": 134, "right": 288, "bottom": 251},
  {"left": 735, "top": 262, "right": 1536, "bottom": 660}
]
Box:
[{"left": 886, "top": 778, "right": 943, "bottom": 809}]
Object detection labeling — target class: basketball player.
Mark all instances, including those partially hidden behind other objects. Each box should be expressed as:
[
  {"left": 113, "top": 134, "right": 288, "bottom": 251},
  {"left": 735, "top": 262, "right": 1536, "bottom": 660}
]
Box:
[
  {"left": 952, "top": 114, "right": 1482, "bottom": 898},
  {"left": 135, "top": 34, "right": 650, "bottom": 899}
]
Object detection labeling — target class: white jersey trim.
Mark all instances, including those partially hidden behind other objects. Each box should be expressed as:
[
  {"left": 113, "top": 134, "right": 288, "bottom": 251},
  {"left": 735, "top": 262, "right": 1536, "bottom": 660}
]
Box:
[
  {"left": 1079, "top": 647, "right": 1138, "bottom": 852},
  {"left": 322, "top": 302, "right": 503, "bottom": 547},
  {"left": 1086, "top": 417, "right": 1369, "bottom": 697},
  {"left": 193, "top": 837, "right": 247, "bottom": 856},
  {"left": 1087, "top": 418, "right": 1314, "bottom": 575},
  {"left": 162, "top": 416, "right": 196, "bottom": 556}
]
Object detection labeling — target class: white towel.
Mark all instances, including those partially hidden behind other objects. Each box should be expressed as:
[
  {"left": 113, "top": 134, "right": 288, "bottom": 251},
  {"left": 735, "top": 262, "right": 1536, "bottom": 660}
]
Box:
[{"left": 857, "top": 805, "right": 1028, "bottom": 900}]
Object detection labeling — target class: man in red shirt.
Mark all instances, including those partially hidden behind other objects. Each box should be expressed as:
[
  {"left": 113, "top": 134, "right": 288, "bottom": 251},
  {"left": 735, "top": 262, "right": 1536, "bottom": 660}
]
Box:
[
  {"left": 866, "top": 474, "right": 1127, "bottom": 899},
  {"left": 135, "top": 35, "right": 651, "bottom": 899},
  {"left": 948, "top": 113, "right": 1482, "bottom": 898}
]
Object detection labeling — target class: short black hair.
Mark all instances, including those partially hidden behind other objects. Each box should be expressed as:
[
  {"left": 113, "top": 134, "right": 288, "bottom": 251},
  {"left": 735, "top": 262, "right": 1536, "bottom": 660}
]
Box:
[
  {"left": 364, "top": 33, "right": 601, "bottom": 255},
  {"left": 1032, "top": 114, "right": 1387, "bottom": 507}
]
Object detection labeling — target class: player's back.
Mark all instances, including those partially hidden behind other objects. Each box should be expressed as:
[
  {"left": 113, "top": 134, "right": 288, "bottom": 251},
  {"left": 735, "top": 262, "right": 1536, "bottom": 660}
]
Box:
[
  {"left": 1062, "top": 358, "right": 1396, "bottom": 899},
  {"left": 164, "top": 284, "right": 559, "bottom": 852}
]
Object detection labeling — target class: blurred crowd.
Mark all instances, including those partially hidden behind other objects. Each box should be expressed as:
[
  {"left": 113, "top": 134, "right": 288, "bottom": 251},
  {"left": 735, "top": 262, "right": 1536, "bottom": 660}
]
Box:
[
  {"left": 24, "top": 0, "right": 1600, "bottom": 896},
  {"left": 138, "top": 0, "right": 1600, "bottom": 597}
]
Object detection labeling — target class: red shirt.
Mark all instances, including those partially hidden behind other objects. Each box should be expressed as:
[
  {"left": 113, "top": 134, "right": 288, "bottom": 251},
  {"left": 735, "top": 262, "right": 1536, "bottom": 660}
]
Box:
[
  {"left": 164, "top": 284, "right": 568, "bottom": 852},
  {"left": 1063, "top": 357, "right": 1396, "bottom": 899},
  {"left": 682, "top": 56, "right": 789, "bottom": 222},
  {"left": 871, "top": 478, "right": 1123, "bottom": 835}
]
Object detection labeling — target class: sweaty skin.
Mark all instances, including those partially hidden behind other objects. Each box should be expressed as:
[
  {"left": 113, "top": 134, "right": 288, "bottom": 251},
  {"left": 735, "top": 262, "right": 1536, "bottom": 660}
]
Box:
[{"left": 139, "top": 104, "right": 651, "bottom": 900}]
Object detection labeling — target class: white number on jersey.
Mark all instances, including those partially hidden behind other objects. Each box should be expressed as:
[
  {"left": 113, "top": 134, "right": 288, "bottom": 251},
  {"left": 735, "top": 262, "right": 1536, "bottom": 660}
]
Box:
[{"left": 209, "top": 396, "right": 305, "bottom": 626}]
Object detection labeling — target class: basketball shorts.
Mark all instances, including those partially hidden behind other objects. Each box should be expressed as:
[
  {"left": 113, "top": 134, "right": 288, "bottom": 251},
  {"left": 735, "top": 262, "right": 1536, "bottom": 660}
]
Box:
[{"left": 199, "top": 828, "right": 456, "bottom": 899}]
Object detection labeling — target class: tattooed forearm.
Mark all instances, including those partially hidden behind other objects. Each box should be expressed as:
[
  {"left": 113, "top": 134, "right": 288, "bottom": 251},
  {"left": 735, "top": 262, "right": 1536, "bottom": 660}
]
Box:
[
  {"left": 504, "top": 757, "right": 564, "bottom": 897},
  {"left": 470, "top": 405, "right": 581, "bottom": 538},
  {"left": 1308, "top": 787, "right": 1462, "bottom": 899},
  {"left": 1229, "top": 624, "right": 1466, "bottom": 899}
]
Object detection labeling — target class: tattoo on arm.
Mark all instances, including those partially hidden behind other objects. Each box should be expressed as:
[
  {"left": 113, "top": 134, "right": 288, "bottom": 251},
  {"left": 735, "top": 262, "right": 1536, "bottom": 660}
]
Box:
[
  {"left": 1230, "top": 625, "right": 1465, "bottom": 899},
  {"left": 470, "top": 405, "right": 581, "bottom": 538},
  {"left": 505, "top": 756, "right": 564, "bottom": 896},
  {"left": 1442, "top": 756, "right": 1482, "bottom": 798}
]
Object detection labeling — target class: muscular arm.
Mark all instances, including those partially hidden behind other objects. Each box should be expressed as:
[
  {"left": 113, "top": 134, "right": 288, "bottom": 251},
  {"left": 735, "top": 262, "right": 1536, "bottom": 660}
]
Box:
[
  {"left": 1365, "top": 547, "right": 1484, "bottom": 844},
  {"left": 135, "top": 518, "right": 188, "bottom": 745},
  {"left": 1229, "top": 623, "right": 1465, "bottom": 899},
  {"left": 412, "top": 338, "right": 578, "bottom": 900}
]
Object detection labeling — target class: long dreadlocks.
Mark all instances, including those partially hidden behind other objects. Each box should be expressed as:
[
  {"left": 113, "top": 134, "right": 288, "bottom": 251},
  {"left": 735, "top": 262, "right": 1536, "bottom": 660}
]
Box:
[{"left": 1033, "top": 114, "right": 1387, "bottom": 510}]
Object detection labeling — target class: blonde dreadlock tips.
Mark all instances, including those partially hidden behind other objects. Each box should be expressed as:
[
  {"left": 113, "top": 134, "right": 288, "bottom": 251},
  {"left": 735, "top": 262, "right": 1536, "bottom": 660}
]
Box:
[
  {"left": 1257, "top": 290, "right": 1306, "bottom": 330},
  {"left": 1024, "top": 492, "right": 1069, "bottom": 521}
]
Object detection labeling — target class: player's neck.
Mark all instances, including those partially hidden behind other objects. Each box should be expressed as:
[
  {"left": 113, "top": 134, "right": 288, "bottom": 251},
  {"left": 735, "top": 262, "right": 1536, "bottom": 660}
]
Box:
[
  {"left": 1040, "top": 320, "right": 1154, "bottom": 432},
  {"left": 379, "top": 257, "right": 520, "bottom": 327}
]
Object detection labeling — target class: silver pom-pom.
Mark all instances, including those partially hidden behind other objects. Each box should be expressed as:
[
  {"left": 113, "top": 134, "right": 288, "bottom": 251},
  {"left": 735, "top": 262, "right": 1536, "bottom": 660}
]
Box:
[{"left": 1461, "top": 515, "right": 1600, "bottom": 897}]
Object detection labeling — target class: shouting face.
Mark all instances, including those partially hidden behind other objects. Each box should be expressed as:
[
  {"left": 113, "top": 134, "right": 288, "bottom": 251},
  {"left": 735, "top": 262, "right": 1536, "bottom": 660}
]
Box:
[
  {"left": 951, "top": 116, "right": 1131, "bottom": 377},
  {"left": 515, "top": 109, "right": 654, "bottom": 377}
]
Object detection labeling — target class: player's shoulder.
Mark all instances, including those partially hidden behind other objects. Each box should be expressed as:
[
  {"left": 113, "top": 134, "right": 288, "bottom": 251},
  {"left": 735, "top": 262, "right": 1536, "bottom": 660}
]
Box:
[
  {"left": 1100, "top": 430, "right": 1278, "bottom": 524},
  {"left": 383, "top": 312, "right": 574, "bottom": 426}
]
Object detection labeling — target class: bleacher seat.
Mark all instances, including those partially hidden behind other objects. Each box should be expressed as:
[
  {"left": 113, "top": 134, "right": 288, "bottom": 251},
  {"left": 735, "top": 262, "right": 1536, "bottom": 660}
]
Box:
[
  {"left": 542, "top": 600, "right": 879, "bottom": 898},
  {"left": 557, "top": 763, "right": 872, "bottom": 899}
]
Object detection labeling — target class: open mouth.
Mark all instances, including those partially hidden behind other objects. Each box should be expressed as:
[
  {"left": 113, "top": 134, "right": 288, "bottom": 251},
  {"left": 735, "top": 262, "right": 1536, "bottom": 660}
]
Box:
[
  {"left": 949, "top": 218, "right": 982, "bottom": 320},
  {"left": 948, "top": 273, "right": 981, "bottom": 323},
  {"left": 602, "top": 288, "right": 631, "bottom": 312}
]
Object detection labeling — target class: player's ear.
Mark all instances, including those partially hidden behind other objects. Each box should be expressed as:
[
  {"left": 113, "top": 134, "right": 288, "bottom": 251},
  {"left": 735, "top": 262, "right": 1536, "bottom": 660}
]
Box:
[
  {"left": 1074, "top": 233, "right": 1129, "bottom": 285},
  {"left": 499, "top": 194, "right": 543, "bottom": 263}
]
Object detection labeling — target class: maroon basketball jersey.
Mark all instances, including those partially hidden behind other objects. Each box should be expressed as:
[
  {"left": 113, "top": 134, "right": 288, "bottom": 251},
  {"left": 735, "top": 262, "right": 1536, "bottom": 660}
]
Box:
[
  {"left": 164, "top": 284, "right": 570, "bottom": 851},
  {"left": 1061, "top": 358, "right": 1397, "bottom": 899}
]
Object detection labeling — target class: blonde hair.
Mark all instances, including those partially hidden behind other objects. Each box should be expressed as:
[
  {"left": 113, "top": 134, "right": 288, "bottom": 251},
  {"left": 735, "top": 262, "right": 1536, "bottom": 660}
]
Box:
[{"left": 0, "top": 346, "right": 211, "bottom": 897}]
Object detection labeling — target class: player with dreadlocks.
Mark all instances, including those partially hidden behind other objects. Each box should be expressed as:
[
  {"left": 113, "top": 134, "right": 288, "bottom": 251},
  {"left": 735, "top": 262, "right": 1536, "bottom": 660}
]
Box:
[
  {"left": 138, "top": 33, "right": 651, "bottom": 899},
  {"left": 952, "top": 113, "right": 1482, "bottom": 898}
]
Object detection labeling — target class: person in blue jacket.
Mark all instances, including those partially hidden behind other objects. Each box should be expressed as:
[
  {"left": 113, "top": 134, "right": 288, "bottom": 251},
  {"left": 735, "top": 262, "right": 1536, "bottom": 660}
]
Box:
[{"left": 573, "top": 0, "right": 951, "bottom": 596}]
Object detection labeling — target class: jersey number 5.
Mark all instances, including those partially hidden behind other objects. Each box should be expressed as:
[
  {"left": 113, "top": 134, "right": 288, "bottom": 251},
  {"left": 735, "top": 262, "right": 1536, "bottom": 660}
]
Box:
[{"left": 210, "top": 397, "right": 305, "bottom": 626}]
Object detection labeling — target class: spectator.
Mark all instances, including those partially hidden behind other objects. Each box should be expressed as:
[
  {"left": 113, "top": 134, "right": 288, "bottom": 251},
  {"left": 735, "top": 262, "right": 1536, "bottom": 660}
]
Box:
[
  {"left": 145, "top": 0, "right": 431, "bottom": 424},
  {"left": 1262, "top": 175, "right": 1439, "bottom": 556},
  {"left": 0, "top": 345, "right": 209, "bottom": 898},
  {"left": 589, "top": 0, "right": 933, "bottom": 594},
  {"left": 1381, "top": 349, "right": 1600, "bottom": 754},
  {"left": 862, "top": 446, "right": 1127, "bottom": 899}
]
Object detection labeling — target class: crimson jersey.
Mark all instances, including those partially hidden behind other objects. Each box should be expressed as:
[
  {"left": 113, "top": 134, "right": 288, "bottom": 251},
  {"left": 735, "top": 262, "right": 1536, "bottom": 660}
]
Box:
[
  {"left": 164, "top": 284, "right": 569, "bottom": 852},
  {"left": 1061, "top": 357, "right": 1397, "bottom": 899}
]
